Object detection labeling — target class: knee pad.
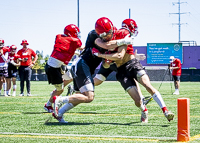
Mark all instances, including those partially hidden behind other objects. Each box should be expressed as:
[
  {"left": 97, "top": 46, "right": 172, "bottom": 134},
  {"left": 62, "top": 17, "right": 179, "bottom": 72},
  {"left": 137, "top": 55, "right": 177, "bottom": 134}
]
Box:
[
  {"left": 62, "top": 70, "right": 73, "bottom": 80},
  {"left": 126, "top": 86, "right": 136, "bottom": 92},
  {"left": 54, "top": 83, "right": 64, "bottom": 91},
  {"left": 94, "top": 74, "right": 106, "bottom": 81},
  {"left": 137, "top": 70, "right": 146, "bottom": 80}
]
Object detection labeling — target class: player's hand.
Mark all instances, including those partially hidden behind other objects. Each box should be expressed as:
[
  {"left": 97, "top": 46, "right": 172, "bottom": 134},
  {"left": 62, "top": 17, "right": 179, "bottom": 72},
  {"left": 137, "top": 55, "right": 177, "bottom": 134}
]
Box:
[
  {"left": 134, "top": 49, "right": 146, "bottom": 61},
  {"left": 116, "top": 34, "right": 134, "bottom": 46},
  {"left": 29, "top": 64, "right": 34, "bottom": 68},
  {"left": 10, "top": 60, "right": 17, "bottom": 66},
  {"left": 0, "top": 49, "right": 3, "bottom": 55},
  {"left": 92, "top": 48, "right": 101, "bottom": 56}
]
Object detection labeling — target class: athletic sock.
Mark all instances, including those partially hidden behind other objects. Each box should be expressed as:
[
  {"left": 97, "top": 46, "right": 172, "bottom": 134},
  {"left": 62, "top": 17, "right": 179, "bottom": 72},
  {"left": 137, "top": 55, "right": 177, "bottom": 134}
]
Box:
[
  {"left": 3, "top": 83, "right": 6, "bottom": 91},
  {"left": 58, "top": 103, "right": 74, "bottom": 116},
  {"left": 152, "top": 91, "right": 167, "bottom": 113},
  {"left": 46, "top": 100, "right": 52, "bottom": 106},
  {"left": 7, "top": 90, "right": 11, "bottom": 95},
  {"left": 62, "top": 96, "right": 69, "bottom": 103},
  {"left": 139, "top": 102, "right": 147, "bottom": 112},
  {"left": 13, "top": 85, "right": 17, "bottom": 90}
]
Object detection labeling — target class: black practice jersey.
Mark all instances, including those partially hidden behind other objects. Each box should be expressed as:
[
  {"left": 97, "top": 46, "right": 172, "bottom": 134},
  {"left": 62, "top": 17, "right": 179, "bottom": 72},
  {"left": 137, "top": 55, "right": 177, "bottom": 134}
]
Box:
[{"left": 81, "top": 30, "right": 107, "bottom": 74}]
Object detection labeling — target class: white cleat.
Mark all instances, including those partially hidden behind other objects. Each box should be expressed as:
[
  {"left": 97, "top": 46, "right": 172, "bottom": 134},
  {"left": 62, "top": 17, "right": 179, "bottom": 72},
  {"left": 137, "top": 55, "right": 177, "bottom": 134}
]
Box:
[
  {"left": 141, "top": 110, "right": 148, "bottom": 123},
  {"left": 27, "top": 93, "right": 32, "bottom": 96},
  {"left": 173, "top": 91, "right": 179, "bottom": 95},
  {"left": 53, "top": 96, "right": 63, "bottom": 117},
  {"left": 19, "top": 93, "right": 24, "bottom": 96},
  {"left": 52, "top": 113, "right": 68, "bottom": 123},
  {"left": 164, "top": 111, "right": 174, "bottom": 122},
  {"left": 12, "top": 92, "right": 16, "bottom": 97}
]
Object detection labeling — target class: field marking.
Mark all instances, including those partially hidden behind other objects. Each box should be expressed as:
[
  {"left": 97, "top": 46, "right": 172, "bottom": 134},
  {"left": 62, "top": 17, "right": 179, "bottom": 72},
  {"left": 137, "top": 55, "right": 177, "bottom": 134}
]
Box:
[
  {"left": 190, "top": 134, "right": 200, "bottom": 141},
  {"left": 0, "top": 101, "right": 200, "bottom": 107},
  {"left": 0, "top": 111, "right": 200, "bottom": 118},
  {"left": 0, "top": 132, "right": 176, "bottom": 142},
  {"left": 0, "top": 132, "right": 199, "bottom": 142}
]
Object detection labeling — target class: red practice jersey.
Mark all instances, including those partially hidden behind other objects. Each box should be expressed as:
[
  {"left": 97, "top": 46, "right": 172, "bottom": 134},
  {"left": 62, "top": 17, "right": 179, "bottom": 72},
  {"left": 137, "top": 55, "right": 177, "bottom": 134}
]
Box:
[
  {"left": 50, "top": 34, "right": 82, "bottom": 65},
  {"left": 8, "top": 53, "right": 20, "bottom": 63},
  {"left": 114, "top": 28, "right": 134, "bottom": 55},
  {"left": 0, "top": 46, "right": 10, "bottom": 63},
  {"left": 170, "top": 58, "right": 182, "bottom": 76},
  {"left": 17, "top": 48, "right": 37, "bottom": 66}
]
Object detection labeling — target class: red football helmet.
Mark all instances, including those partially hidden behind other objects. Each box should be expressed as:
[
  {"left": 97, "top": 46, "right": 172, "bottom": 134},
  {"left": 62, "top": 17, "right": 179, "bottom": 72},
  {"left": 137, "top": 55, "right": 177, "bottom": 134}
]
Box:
[
  {"left": 95, "top": 17, "right": 114, "bottom": 38},
  {"left": 0, "top": 38, "right": 4, "bottom": 48},
  {"left": 10, "top": 45, "right": 17, "bottom": 52},
  {"left": 64, "top": 24, "right": 80, "bottom": 38},
  {"left": 21, "top": 39, "right": 29, "bottom": 45},
  {"left": 122, "top": 19, "right": 138, "bottom": 37}
]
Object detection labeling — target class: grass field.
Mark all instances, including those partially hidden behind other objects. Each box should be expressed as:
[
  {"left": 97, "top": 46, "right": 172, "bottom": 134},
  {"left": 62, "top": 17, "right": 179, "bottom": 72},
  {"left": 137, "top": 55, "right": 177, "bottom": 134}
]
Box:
[{"left": 0, "top": 81, "right": 200, "bottom": 143}]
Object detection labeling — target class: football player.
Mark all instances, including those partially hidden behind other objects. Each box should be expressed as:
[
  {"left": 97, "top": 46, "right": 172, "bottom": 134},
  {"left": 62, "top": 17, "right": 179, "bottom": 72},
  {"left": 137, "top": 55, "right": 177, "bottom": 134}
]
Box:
[
  {"left": 95, "top": 19, "right": 174, "bottom": 122},
  {"left": 6, "top": 45, "right": 20, "bottom": 96},
  {"left": 52, "top": 17, "right": 138, "bottom": 123},
  {"left": 44, "top": 24, "right": 84, "bottom": 113},
  {"left": 0, "top": 38, "right": 10, "bottom": 96}
]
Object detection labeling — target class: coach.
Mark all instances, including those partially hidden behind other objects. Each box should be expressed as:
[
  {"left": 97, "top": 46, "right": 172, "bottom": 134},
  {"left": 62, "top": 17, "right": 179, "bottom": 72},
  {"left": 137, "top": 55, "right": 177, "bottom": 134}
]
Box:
[
  {"left": 17, "top": 39, "right": 38, "bottom": 96},
  {"left": 169, "top": 56, "right": 182, "bottom": 95}
]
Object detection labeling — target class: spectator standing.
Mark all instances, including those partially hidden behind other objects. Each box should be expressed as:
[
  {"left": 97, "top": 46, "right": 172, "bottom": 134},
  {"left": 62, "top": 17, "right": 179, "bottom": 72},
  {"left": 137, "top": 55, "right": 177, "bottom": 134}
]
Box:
[
  {"left": 17, "top": 40, "right": 38, "bottom": 96},
  {"left": 169, "top": 56, "right": 182, "bottom": 95}
]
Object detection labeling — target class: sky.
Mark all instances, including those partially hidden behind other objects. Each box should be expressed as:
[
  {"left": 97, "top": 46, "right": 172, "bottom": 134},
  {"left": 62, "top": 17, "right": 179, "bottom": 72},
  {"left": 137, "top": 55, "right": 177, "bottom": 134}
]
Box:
[{"left": 1, "top": 0, "right": 200, "bottom": 57}]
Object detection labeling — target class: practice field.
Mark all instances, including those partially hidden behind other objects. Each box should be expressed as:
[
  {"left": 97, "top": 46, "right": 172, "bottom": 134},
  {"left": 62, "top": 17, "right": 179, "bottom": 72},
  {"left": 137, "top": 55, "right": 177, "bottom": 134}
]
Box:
[{"left": 0, "top": 81, "right": 200, "bottom": 143}]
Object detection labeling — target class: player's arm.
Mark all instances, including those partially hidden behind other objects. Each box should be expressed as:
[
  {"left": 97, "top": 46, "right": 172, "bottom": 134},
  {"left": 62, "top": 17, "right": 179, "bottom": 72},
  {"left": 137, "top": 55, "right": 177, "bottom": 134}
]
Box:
[
  {"left": 95, "top": 35, "right": 134, "bottom": 51},
  {"left": 169, "top": 66, "right": 179, "bottom": 70},
  {"left": 134, "top": 49, "right": 146, "bottom": 61},
  {"left": 10, "top": 59, "right": 21, "bottom": 67},
  {"left": 97, "top": 45, "right": 127, "bottom": 61},
  {"left": 78, "top": 45, "right": 85, "bottom": 51}
]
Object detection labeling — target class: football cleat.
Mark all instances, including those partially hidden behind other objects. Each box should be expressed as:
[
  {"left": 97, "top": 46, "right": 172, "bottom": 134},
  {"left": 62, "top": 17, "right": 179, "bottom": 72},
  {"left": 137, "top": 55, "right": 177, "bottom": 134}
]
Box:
[
  {"left": 53, "top": 96, "right": 63, "bottom": 117},
  {"left": 12, "top": 92, "right": 16, "bottom": 97},
  {"left": 141, "top": 110, "right": 148, "bottom": 123},
  {"left": 27, "top": 93, "right": 32, "bottom": 96},
  {"left": 66, "top": 85, "right": 74, "bottom": 96},
  {"left": 52, "top": 113, "right": 68, "bottom": 123},
  {"left": 173, "top": 90, "right": 179, "bottom": 95},
  {"left": 164, "top": 111, "right": 174, "bottom": 122},
  {"left": 44, "top": 104, "right": 53, "bottom": 113},
  {"left": 19, "top": 93, "right": 24, "bottom": 96}
]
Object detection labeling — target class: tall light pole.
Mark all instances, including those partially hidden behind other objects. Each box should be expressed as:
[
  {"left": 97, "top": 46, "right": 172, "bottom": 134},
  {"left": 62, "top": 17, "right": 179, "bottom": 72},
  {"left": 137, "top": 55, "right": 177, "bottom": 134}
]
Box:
[
  {"left": 77, "top": 0, "right": 79, "bottom": 28},
  {"left": 129, "top": 8, "right": 131, "bottom": 18}
]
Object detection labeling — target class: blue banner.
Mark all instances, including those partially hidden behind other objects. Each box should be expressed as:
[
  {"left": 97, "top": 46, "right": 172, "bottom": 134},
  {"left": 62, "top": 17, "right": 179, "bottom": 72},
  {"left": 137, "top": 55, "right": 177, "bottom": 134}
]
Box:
[{"left": 147, "top": 43, "right": 183, "bottom": 64}]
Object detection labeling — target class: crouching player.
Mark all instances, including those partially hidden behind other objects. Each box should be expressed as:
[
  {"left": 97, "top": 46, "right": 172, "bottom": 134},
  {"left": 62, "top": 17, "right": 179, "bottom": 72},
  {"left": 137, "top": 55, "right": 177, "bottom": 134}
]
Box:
[{"left": 44, "top": 24, "right": 84, "bottom": 113}]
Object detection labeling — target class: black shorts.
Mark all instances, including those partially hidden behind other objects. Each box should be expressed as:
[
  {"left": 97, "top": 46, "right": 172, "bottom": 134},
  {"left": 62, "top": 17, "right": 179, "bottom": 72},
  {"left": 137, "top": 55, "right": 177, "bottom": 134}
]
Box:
[
  {"left": 116, "top": 58, "right": 145, "bottom": 91},
  {"left": 71, "top": 58, "right": 94, "bottom": 93},
  {"left": 173, "top": 75, "right": 180, "bottom": 81},
  {"left": 96, "top": 64, "right": 114, "bottom": 80},
  {"left": 7, "top": 63, "right": 18, "bottom": 78},
  {"left": 0, "top": 66, "right": 8, "bottom": 77},
  {"left": 45, "top": 64, "right": 63, "bottom": 84}
]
